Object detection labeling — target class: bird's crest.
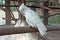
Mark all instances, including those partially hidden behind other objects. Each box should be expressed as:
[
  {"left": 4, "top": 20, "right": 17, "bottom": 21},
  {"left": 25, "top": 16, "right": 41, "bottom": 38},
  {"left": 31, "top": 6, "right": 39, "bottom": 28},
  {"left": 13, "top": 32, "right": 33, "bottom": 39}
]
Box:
[{"left": 19, "top": 3, "right": 30, "bottom": 14}]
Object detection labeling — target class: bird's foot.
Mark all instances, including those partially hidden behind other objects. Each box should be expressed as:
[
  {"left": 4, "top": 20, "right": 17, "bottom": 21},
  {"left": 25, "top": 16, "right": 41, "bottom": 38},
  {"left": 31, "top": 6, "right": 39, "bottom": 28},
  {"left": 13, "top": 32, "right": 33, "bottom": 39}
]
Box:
[
  {"left": 41, "top": 35, "right": 47, "bottom": 40},
  {"left": 27, "top": 25, "right": 33, "bottom": 28}
]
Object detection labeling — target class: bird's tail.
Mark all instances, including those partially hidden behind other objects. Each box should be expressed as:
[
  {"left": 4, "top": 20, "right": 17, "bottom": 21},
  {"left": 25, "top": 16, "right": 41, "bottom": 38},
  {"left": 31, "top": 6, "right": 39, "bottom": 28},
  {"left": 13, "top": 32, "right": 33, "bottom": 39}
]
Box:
[{"left": 36, "top": 21, "right": 47, "bottom": 36}]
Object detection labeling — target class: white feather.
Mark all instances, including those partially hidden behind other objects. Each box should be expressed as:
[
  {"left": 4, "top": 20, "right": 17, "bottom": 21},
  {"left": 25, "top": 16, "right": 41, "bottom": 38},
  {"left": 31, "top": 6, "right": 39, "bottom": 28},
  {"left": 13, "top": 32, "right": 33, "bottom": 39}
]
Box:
[{"left": 19, "top": 3, "right": 47, "bottom": 36}]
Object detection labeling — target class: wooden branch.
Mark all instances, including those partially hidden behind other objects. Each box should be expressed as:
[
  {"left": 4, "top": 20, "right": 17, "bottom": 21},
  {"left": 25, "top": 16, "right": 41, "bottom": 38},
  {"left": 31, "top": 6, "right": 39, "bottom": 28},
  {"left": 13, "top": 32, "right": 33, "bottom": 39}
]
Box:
[
  {"left": 9, "top": 0, "right": 18, "bottom": 1},
  {"left": 47, "top": 26, "right": 60, "bottom": 31},
  {"left": 26, "top": 1, "right": 36, "bottom": 2},
  {"left": 2, "top": 18, "right": 19, "bottom": 21},
  {"left": 0, "top": 7, "right": 5, "bottom": 11},
  {"left": 48, "top": 13, "right": 60, "bottom": 17},
  {"left": 0, "top": 5, "right": 60, "bottom": 13},
  {"left": 49, "top": 6, "right": 60, "bottom": 9},
  {"left": 40, "top": 13, "right": 60, "bottom": 18},
  {"left": 0, "top": 26, "right": 60, "bottom": 36},
  {"left": 0, "top": 27, "right": 38, "bottom": 36},
  {"left": 0, "top": 5, "right": 19, "bottom": 7}
]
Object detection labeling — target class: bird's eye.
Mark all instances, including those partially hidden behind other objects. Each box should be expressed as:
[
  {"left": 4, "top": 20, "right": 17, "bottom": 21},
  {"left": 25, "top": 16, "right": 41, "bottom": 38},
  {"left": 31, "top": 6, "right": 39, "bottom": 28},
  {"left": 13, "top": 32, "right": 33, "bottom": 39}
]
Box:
[{"left": 23, "top": 9, "right": 24, "bottom": 11}]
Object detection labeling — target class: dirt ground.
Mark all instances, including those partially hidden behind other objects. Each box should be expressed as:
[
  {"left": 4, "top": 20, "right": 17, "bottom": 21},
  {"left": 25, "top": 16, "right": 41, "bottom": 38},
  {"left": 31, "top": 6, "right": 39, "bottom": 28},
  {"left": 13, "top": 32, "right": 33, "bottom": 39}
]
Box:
[{"left": 46, "top": 31, "right": 60, "bottom": 40}]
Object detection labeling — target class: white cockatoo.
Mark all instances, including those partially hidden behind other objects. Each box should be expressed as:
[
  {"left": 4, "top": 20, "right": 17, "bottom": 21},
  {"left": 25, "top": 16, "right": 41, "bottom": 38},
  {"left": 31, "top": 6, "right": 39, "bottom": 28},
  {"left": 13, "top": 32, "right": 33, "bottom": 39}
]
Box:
[{"left": 19, "top": 3, "right": 47, "bottom": 37}]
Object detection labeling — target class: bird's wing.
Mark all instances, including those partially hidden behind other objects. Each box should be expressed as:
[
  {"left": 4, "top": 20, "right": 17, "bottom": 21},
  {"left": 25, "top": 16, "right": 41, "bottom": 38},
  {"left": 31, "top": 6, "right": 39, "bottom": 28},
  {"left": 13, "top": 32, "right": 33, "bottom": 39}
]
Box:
[
  {"left": 25, "top": 10, "right": 47, "bottom": 36},
  {"left": 26, "top": 18, "right": 36, "bottom": 27}
]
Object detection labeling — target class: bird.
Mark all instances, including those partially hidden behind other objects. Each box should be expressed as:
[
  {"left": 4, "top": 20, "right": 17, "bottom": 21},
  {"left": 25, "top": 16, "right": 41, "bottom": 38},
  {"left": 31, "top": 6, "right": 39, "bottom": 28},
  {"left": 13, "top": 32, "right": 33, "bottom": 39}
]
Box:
[{"left": 19, "top": 3, "right": 47, "bottom": 40}]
